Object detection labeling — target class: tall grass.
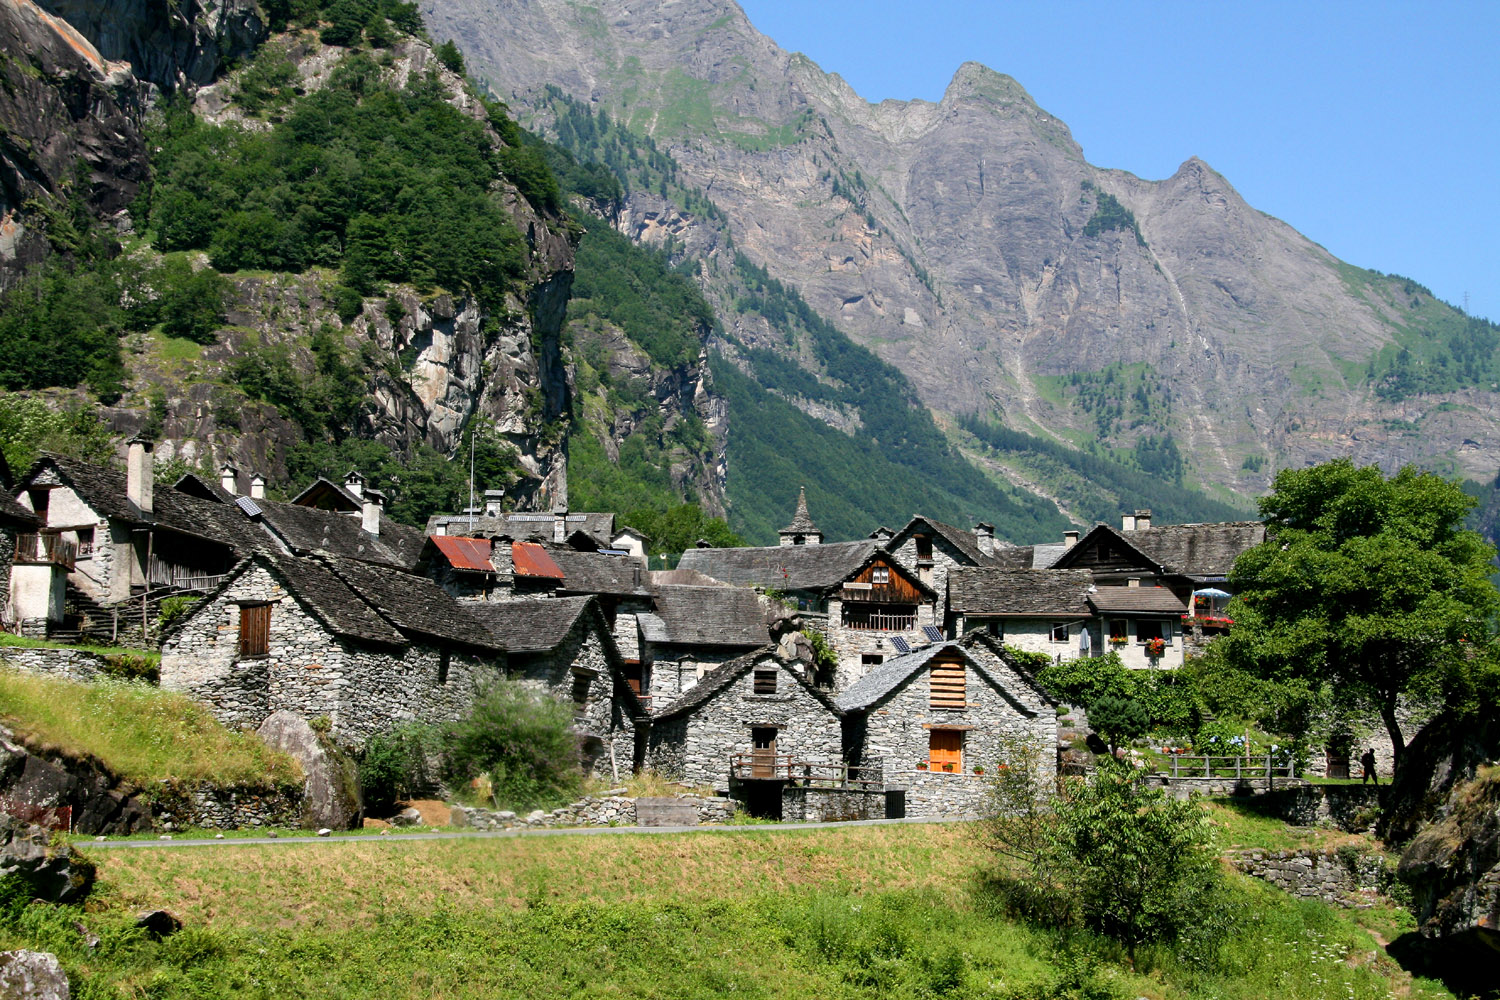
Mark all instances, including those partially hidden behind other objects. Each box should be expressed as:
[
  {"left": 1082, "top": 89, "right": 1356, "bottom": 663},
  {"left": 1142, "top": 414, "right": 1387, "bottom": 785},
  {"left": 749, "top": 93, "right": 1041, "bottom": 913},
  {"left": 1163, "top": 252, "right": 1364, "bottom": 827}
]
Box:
[{"left": 0, "top": 670, "right": 300, "bottom": 787}]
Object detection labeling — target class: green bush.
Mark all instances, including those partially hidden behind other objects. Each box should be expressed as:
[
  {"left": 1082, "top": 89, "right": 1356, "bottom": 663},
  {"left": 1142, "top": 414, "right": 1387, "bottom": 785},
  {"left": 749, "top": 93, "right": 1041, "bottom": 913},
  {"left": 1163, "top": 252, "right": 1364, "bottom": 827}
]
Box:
[
  {"left": 155, "top": 259, "right": 230, "bottom": 343},
  {"left": 359, "top": 723, "right": 441, "bottom": 816},
  {"left": 442, "top": 680, "right": 581, "bottom": 811},
  {"left": 157, "top": 596, "right": 201, "bottom": 633},
  {"left": 1087, "top": 696, "right": 1150, "bottom": 754}
]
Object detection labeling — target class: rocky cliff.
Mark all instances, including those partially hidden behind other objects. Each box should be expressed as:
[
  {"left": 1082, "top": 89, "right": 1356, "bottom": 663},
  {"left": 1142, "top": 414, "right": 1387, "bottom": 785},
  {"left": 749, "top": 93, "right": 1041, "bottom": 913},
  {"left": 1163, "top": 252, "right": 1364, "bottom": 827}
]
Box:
[{"left": 426, "top": 0, "right": 1500, "bottom": 503}]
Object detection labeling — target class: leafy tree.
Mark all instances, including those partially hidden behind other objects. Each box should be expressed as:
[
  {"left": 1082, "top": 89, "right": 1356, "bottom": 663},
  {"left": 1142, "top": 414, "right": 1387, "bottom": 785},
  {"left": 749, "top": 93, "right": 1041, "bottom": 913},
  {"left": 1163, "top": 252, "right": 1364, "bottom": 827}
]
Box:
[
  {"left": 441, "top": 680, "right": 581, "bottom": 811},
  {"left": 1087, "top": 696, "right": 1150, "bottom": 755},
  {"left": 0, "top": 393, "right": 115, "bottom": 473},
  {"left": 155, "top": 258, "right": 231, "bottom": 343},
  {"left": 1222, "top": 460, "right": 1500, "bottom": 775}
]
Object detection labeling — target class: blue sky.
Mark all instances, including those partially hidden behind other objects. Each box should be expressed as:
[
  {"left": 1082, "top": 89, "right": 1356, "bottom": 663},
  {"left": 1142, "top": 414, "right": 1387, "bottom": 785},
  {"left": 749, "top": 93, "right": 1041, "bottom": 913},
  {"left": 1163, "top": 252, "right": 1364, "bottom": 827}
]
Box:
[{"left": 738, "top": 1, "right": 1498, "bottom": 321}]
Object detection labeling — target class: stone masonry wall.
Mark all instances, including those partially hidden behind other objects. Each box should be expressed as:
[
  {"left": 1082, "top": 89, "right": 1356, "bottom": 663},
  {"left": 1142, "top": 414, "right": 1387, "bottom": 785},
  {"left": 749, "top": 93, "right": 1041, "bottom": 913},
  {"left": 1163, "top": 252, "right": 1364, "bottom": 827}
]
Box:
[
  {"left": 1230, "top": 848, "right": 1389, "bottom": 906},
  {"left": 886, "top": 531, "right": 971, "bottom": 598},
  {"left": 822, "top": 597, "right": 936, "bottom": 692},
  {"left": 452, "top": 793, "right": 736, "bottom": 830},
  {"left": 645, "top": 646, "right": 749, "bottom": 713},
  {"left": 897, "top": 771, "right": 991, "bottom": 819},
  {"left": 646, "top": 655, "right": 842, "bottom": 790},
  {"left": 781, "top": 785, "right": 887, "bottom": 822},
  {"left": 510, "top": 616, "right": 635, "bottom": 780},
  {"left": 0, "top": 646, "right": 107, "bottom": 681}
]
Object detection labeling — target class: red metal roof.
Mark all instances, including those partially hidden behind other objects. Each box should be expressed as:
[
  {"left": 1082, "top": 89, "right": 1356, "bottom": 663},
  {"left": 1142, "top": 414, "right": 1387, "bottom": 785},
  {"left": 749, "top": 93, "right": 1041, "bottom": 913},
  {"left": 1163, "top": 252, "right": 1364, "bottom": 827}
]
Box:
[
  {"left": 512, "top": 541, "right": 565, "bottom": 580},
  {"left": 430, "top": 535, "right": 495, "bottom": 573}
]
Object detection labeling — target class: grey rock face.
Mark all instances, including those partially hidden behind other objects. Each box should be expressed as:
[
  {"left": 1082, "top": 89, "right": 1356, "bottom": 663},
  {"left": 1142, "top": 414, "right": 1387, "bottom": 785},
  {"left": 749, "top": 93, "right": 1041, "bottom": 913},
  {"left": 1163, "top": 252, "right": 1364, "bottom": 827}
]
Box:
[
  {"left": 256, "top": 711, "right": 361, "bottom": 831},
  {"left": 0, "top": 817, "right": 94, "bottom": 906},
  {"left": 0, "top": 950, "right": 69, "bottom": 1000}
]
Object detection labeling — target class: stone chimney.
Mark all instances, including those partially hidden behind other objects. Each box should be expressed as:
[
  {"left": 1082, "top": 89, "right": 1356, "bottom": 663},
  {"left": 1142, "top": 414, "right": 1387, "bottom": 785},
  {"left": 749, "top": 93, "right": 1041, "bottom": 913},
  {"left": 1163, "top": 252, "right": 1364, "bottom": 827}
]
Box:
[
  {"left": 484, "top": 489, "right": 505, "bottom": 517},
  {"left": 219, "top": 462, "right": 239, "bottom": 497},
  {"left": 249, "top": 473, "right": 266, "bottom": 501},
  {"left": 973, "top": 522, "right": 996, "bottom": 557},
  {"left": 1135, "top": 509, "right": 1152, "bottom": 530},
  {"left": 126, "top": 436, "right": 153, "bottom": 516},
  {"left": 1121, "top": 512, "right": 1137, "bottom": 531},
  {"left": 1063, "top": 529, "right": 1079, "bottom": 549},
  {"left": 343, "top": 469, "right": 364, "bottom": 499},
  {"left": 361, "top": 488, "right": 384, "bottom": 536},
  {"left": 696, "top": 538, "right": 713, "bottom": 548},
  {"left": 552, "top": 503, "right": 568, "bottom": 544},
  {"left": 1127, "top": 577, "right": 1141, "bottom": 588}
]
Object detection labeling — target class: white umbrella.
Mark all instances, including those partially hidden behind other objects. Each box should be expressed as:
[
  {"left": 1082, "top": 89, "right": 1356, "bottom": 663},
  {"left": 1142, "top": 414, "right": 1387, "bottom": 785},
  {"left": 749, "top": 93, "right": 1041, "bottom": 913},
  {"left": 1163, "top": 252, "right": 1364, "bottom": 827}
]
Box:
[{"left": 1193, "top": 587, "right": 1232, "bottom": 599}]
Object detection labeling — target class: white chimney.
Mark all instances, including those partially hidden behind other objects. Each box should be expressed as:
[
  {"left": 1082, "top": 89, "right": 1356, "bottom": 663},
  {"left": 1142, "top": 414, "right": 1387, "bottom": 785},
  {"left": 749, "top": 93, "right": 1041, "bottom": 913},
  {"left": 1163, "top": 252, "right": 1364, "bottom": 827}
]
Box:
[
  {"left": 1127, "top": 577, "right": 1141, "bottom": 588},
  {"left": 1135, "top": 509, "right": 1152, "bottom": 530},
  {"left": 219, "top": 462, "right": 239, "bottom": 496},
  {"left": 973, "top": 522, "right": 995, "bottom": 557},
  {"left": 127, "top": 437, "right": 153, "bottom": 515},
  {"left": 553, "top": 503, "right": 568, "bottom": 544},
  {"left": 249, "top": 473, "right": 266, "bottom": 501},
  {"left": 484, "top": 489, "right": 505, "bottom": 517},
  {"left": 1121, "top": 512, "right": 1137, "bottom": 531},
  {"left": 344, "top": 469, "right": 364, "bottom": 499},
  {"left": 362, "top": 488, "right": 384, "bottom": 536},
  {"left": 1063, "top": 529, "right": 1079, "bottom": 549}
]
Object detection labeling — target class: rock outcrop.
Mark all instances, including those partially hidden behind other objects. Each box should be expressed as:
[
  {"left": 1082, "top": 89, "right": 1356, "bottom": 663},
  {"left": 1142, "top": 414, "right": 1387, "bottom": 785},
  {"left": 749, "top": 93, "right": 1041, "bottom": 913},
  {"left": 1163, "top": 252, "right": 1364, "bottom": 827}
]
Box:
[
  {"left": 0, "top": 816, "right": 94, "bottom": 905},
  {"left": 257, "top": 712, "right": 360, "bottom": 831},
  {"left": 0, "top": 950, "right": 70, "bottom": 1000}
]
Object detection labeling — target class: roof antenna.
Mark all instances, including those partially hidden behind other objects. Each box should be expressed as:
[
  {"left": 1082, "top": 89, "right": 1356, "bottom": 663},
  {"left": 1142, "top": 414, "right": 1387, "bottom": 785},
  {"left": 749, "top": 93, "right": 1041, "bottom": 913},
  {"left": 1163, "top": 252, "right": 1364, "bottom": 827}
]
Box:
[{"left": 468, "top": 425, "right": 476, "bottom": 533}]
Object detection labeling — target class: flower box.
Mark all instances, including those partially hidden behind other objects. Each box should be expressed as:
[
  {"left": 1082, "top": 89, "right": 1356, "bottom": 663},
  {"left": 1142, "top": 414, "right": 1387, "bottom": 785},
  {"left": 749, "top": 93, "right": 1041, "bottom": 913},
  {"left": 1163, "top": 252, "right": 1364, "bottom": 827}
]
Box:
[
  {"left": 972, "top": 766, "right": 985, "bottom": 775},
  {"left": 916, "top": 762, "right": 928, "bottom": 771},
  {"left": 942, "top": 762, "right": 955, "bottom": 772}
]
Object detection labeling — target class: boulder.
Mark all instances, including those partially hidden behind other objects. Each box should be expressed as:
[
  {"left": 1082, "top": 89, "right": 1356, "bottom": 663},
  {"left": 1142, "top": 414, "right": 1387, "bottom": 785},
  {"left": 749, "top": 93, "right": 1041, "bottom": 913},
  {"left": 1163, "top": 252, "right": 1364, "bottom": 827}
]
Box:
[
  {"left": 0, "top": 817, "right": 93, "bottom": 905},
  {"left": 133, "top": 910, "right": 180, "bottom": 940},
  {"left": 256, "top": 712, "right": 359, "bottom": 830},
  {"left": 389, "top": 808, "right": 422, "bottom": 828},
  {"left": 0, "top": 950, "right": 69, "bottom": 1000}
]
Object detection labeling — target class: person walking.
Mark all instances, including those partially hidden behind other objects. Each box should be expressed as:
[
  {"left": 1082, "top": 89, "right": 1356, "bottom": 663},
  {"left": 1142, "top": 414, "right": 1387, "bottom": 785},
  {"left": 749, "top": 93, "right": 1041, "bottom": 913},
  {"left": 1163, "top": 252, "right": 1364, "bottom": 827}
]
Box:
[{"left": 1360, "top": 747, "right": 1378, "bottom": 785}]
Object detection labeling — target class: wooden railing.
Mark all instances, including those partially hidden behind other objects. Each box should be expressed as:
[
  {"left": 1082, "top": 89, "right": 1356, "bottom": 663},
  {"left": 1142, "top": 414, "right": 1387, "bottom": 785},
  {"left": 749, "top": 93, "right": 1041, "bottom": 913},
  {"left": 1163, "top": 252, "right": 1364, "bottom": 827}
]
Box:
[
  {"left": 730, "top": 753, "right": 884, "bottom": 789},
  {"left": 840, "top": 609, "right": 916, "bottom": 632},
  {"left": 1166, "top": 755, "right": 1295, "bottom": 781},
  {"left": 13, "top": 534, "right": 76, "bottom": 569},
  {"left": 146, "top": 554, "right": 228, "bottom": 592}
]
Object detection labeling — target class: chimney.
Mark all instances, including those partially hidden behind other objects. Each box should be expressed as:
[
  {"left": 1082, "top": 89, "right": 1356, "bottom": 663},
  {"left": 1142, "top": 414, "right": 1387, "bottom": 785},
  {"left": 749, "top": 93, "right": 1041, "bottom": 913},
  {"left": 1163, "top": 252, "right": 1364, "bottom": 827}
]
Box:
[
  {"left": 362, "top": 488, "right": 384, "bottom": 536},
  {"left": 127, "top": 436, "right": 153, "bottom": 516},
  {"left": 219, "top": 462, "right": 239, "bottom": 496},
  {"left": 695, "top": 538, "right": 712, "bottom": 548},
  {"left": 1063, "top": 530, "right": 1079, "bottom": 549},
  {"left": 1121, "top": 512, "right": 1137, "bottom": 531},
  {"left": 973, "top": 522, "right": 996, "bottom": 557},
  {"left": 552, "top": 503, "right": 568, "bottom": 544},
  {"left": 249, "top": 473, "right": 266, "bottom": 501},
  {"left": 484, "top": 489, "right": 505, "bottom": 517},
  {"left": 1135, "top": 509, "right": 1152, "bottom": 530},
  {"left": 1127, "top": 577, "right": 1141, "bottom": 588},
  {"left": 344, "top": 469, "right": 364, "bottom": 499}
]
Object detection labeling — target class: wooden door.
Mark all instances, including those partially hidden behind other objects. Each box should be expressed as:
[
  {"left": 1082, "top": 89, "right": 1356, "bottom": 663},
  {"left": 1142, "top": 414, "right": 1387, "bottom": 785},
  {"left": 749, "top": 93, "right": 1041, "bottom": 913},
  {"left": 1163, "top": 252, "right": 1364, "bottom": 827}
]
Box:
[
  {"left": 929, "top": 730, "right": 962, "bottom": 773},
  {"left": 751, "top": 727, "right": 777, "bottom": 778}
]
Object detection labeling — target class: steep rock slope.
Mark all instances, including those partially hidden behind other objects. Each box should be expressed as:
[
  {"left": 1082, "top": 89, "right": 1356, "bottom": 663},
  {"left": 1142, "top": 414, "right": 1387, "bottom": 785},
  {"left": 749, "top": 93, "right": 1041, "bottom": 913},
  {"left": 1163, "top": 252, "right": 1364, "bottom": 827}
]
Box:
[{"left": 428, "top": 0, "right": 1499, "bottom": 498}]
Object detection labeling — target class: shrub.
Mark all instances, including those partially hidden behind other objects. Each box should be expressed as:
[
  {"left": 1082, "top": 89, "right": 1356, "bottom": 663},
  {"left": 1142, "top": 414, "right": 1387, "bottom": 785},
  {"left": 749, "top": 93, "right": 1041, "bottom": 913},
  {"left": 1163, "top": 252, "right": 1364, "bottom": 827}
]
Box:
[
  {"left": 1087, "top": 696, "right": 1150, "bottom": 754},
  {"left": 359, "top": 723, "right": 441, "bottom": 816},
  {"left": 157, "top": 596, "right": 200, "bottom": 632},
  {"left": 442, "top": 680, "right": 581, "bottom": 811},
  {"left": 434, "top": 39, "right": 465, "bottom": 76}
]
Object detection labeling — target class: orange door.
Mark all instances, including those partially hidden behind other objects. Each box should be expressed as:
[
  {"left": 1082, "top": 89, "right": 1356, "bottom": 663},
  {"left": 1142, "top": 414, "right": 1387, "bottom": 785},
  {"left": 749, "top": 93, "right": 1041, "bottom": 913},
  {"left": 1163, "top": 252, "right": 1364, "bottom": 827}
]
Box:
[{"left": 929, "top": 730, "right": 962, "bottom": 773}]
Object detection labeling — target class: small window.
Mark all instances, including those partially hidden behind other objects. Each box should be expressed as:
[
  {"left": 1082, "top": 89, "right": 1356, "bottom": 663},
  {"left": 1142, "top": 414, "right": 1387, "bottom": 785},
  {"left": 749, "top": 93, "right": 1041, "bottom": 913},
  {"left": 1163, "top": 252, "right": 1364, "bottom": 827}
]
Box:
[
  {"left": 861, "top": 653, "right": 884, "bottom": 667},
  {"left": 986, "top": 619, "right": 1003, "bottom": 639},
  {"left": 238, "top": 604, "right": 271, "bottom": 658},
  {"left": 1137, "top": 620, "right": 1164, "bottom": 643},
  {"left": 915, "top": 536, "right": 933, "bottom": 560},
  {"left": 1109, "top": 619, "right": 1128, "bottom": 642},
  {"left": 930, "top": 659, "right": 966, "bottom": 709},
  {"left": 438, "top": 650, "right": 451, "bottom": 685},
  {"left": 753, "top": 668, "right": 778, "bottom": 694},
  {"left": 871, "top": 566, "right": 890, "bottom": 584},
  {"left": 76, "top": 527, "right": 94, "bottom": 558},
  {"left": 1050, "top": 622, "right": 1069, "bottom": 643},
  {"left": 571, "top": 671, "right": 592, "bottom": 711},
  {"left": 929, "top": 729, "right": 963, "bottom": 772}
]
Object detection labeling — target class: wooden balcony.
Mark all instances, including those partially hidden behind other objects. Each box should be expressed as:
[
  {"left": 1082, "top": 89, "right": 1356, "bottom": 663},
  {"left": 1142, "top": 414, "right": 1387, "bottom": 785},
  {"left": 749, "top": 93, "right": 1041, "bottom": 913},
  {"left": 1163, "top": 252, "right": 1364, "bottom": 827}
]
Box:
[
  {"left": 14, "top": 534, "right": 76, "bottom": 570},
  {"left": 730, "top": 753, "right": 884, "bottom": 789},
  {"left": 840, "top": 608, "right": 916, "bottom": 632}
]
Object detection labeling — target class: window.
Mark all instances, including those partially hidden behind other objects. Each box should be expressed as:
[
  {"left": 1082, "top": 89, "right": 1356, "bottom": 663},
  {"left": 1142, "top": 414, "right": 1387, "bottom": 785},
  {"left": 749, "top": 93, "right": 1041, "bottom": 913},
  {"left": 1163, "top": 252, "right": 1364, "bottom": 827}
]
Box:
[
  {"left": 1050, "top": 622, "right": 1069, "bottom": 643},
  {"left": 929, "top": 729, "right": 963, "bottom": 772},
  {"left": 1109, "top": 619, "right": 1128, "bottom": 644},
  {"left": 929, "top": 659, "right": 966, "bottom": 709},
  {"left": 861, "top": 653, "right": 884, "bottom": 667},
  {"left": 1136, "top": 620, "right": 1165, "bottom": 643},
  {"left": 915, "top": 535, "right": 933, "bottom": 561},
  {"left": 238, "top": 603, "right": 271, "bottom": 658},
  {"left": 438, "top": 650, "right": 450, "bottom": 685},
  {"left": 571, "top": 671, "right": 592, "bottom": 711},
  {"left": 76, "top": 527, "right": 94, "bottom": 559},
  {"left": 985, "top": 619, "right": 1004, "bottom": 639},
  {"left": 871, "top": 566, "right": 890, "bottom": 584},
  {"left": 753, "top": 668, "right": 778, "bottom": 694}
]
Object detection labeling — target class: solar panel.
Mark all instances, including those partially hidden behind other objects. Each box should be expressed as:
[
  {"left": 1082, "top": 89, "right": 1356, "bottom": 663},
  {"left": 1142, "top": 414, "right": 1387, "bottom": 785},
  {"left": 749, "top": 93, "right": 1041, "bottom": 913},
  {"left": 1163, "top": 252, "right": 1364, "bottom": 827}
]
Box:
[
  {"left": 234, "top": 495, "right": 263, "bottom": 518},
  {"left": 923, "top": 626, "right": 944, "bottom": 643},
  {"left": 890, "top": 636, "right": 911, "bottom": 654}
]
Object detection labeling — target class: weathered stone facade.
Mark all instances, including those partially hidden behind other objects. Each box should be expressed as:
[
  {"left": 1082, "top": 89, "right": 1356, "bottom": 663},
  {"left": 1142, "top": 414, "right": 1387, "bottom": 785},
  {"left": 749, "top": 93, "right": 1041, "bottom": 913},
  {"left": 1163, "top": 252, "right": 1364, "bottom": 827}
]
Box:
[
  {"left": 647, "top": 652, "right": 843, "bottom": 791},
  {"left": 451, "top": 793, "right": 736, "bottom": 829},
  {"left": 781, "top": 785, "right": 887, "bottom": 822},
  {"left": 820, "top": 597, "right": 937, "bottom": 692},
  {"left": 160, "top": 561, "right": 503, "bottom": 749},
  {"left": 17, "top": 467, "right": 118, "bottom": 602},
  {"left": 896, "top": 771, "right": 992, "bottom": 819},
  {"left": 643, "top": 647, "right": 747, "bottom": 712}
]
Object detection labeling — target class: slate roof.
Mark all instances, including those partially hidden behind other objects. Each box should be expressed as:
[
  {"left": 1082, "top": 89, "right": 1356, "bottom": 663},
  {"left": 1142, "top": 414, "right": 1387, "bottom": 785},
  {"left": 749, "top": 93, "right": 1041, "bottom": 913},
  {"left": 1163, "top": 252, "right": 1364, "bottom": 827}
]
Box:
[
  {"left": 172, "top": 473, "right": 236, "bottom": 504},
  {"left": 290, "top": 477, "right": 363, "bottom": 512},
  {"left": 984, "top": 545, "right": 1036, "bottom": 571},
  {"left": 1121, "top": 522, "right": 1266, "bottom": 579},
  {"left": 948, "top": 568, "right": 1095, "bottom": 616},
  {"left": 1087, "top": 586, "right": 1190, "bottom": 615},
  {"left": 462, "top": 596, "right": 595, "bottom": 654},
  {"left": 836, "top": 641, "right": 1035, "bottom": 715},
  {"left": 322, "top": 555, "right": 503, "bottom": 652},
  {"left": 885, "top": 515, "right": 1001, "bottom": 566},
  {"left": 644, "top": 585, "right": 771, "bottom": 647},
  {"left": 549, "top": 548, "right": 648, "bottom": 596},
  {"left": 652, "top": 648, "right": 840, "bottom": 722},
  {"left": 677, "top": 539, "right": 882, "bottom": 593},
  {"left": 262, "top": 554, "right": 407, "bottom": 648},
  {"left": 0, "top": 490, "right": 37, "bottom": 528},
  {"left": 423, "top": 511, "right": 617, "bottom": 547},
  {"left": 254, "top": 499, "right": 423, "bottom": 570},
  {"left": 781, "top": 487, "right": 819, "bottom": 534}
]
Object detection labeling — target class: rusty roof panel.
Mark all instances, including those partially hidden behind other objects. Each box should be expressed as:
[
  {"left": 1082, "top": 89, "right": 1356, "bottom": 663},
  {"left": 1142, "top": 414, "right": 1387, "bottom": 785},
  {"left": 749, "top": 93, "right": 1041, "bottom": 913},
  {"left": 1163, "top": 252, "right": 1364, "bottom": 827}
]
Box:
[
  {"left": 431, "top": 535, "right": 494, "bottom": 573},
  {"left": 512, "top": 541, "right": 565, "bottom": 579}
]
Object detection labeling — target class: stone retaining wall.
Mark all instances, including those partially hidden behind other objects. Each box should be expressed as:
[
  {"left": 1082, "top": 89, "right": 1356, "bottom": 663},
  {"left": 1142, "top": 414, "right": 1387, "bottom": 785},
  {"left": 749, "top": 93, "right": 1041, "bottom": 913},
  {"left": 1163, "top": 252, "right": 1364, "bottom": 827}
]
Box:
[
  {"left": 1247, "top": 785, "right": 1383, "bottom": 831},
  {"left": 154, "top": 786, "right": 304, "bottom": 831},
  {"left": 0, "top": 646, "right": 107, "bottom": 680},
  {"left": 450, "top": 793, "right": 736, "bottom": 830},
  {"left": 781, "top": 785, "right": 887, "bottom": 822},
  {"left": 895, "top": 771, "right": 990, "bottom": 819},
  {"left": 1230, "top": 848, "right": 1389, "bottom": 906}
]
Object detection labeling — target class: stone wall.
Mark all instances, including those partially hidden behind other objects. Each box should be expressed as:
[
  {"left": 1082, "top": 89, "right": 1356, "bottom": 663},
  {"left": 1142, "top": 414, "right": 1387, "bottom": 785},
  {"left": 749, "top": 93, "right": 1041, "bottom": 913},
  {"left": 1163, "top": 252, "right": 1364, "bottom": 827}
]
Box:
[
  {"left": 886, "top": 530, "right": 970, "bottom": 596},
  {"left": 0, "top": 645, "right": 107, "bottom": 681},
  {"left": 894, "top": 771, "right": 991, "bottom": 819},
  {"left": 153, "top": 785, "right": 304, "bottom": 832},
  {"left": 0, "top": 525, "right": 13, "bottom": 615},
  {"left": 646, "top": 655, "right": 843, "bottom": 790},
  {"left": 1230, "top": 848, "right": 1390, "bottom": 906},
  {"left": 161, "top": 561, "right": 505, "bottom": 749},
  {"left": 644, "top": 646, "right": 750, "bottom": 713},
  {"left": 451, "top": 793, "right": 735, "bottom": 830},
  {"left": 821, "top": 597, "right": 937, "bottom": 692},
  {"left": 1231, "top": 785, "right": 1383, "bottom": 832},
  {"left": 781, "top": 785, "right": 887, "bottom": 822}
]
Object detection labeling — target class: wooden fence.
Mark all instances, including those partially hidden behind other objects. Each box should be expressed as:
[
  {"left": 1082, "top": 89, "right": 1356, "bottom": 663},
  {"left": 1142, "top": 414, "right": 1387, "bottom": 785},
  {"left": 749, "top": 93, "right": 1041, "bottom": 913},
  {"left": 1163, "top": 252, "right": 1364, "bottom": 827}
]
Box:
[{"left": 1166, "top": 754, "right": 1295, "bottom": 781}]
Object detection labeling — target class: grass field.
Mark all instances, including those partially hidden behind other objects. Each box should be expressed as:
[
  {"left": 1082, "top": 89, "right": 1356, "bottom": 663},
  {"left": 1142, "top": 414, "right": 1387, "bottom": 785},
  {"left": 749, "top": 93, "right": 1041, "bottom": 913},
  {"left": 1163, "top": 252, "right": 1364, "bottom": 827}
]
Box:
[{"left": 0, "top": 819, "right": 1451, "bottom": 999}]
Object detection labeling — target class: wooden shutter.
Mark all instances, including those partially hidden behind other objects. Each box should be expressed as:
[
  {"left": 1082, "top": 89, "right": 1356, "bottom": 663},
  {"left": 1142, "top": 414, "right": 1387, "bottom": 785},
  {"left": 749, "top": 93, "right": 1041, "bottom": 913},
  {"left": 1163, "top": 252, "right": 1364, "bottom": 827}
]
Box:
[
  {"left": 929, "top": 660, "right": 966, "bottom": 709},
  {"left": 238, "top": 604, "right": 271, "bottom": 657},
  {"left": 929, "top": 730, "right": 963, "bottom": 771},
  {"left": 753, "top": 668, "right": 778, "bottom": 694}
]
